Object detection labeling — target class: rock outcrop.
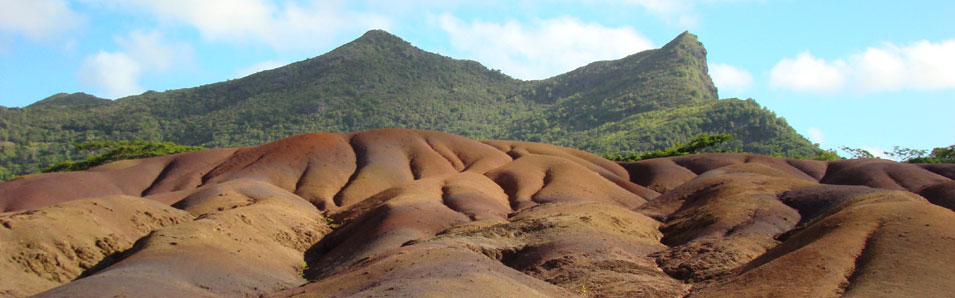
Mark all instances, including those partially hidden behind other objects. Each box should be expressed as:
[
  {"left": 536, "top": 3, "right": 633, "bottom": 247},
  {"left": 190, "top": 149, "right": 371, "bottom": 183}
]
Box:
[{"left": 1, "top": 129, "right": 953, "bottom": 297}]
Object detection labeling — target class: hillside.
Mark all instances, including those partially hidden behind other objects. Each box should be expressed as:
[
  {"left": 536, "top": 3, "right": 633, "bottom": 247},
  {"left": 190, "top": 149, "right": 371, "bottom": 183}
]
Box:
[
  {"left": 25, "top": 93, "right": 111, "bottom": 108},
  {"left": 2, "top": 129, "right": 953, "bottom": 297},
  {"left": 0, "top": 30, "right": 821, "bottom": 180}
]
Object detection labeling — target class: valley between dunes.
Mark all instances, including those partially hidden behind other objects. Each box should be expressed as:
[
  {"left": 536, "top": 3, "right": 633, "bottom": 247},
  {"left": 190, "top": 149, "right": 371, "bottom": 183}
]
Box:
[{"left": 2, "top": 129, "right": 954, "bottom": 297}]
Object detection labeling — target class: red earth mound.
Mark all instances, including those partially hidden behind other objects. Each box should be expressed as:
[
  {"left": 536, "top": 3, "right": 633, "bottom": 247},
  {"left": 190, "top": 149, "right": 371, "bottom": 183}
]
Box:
[{"left": 1, "top": 129, "right": 953, "bottom": 297}]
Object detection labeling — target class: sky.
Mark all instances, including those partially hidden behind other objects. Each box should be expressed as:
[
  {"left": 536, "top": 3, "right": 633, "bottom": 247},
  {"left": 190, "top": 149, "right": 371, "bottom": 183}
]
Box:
[{"left": 0, "top": 0, "right": 953, "bottom": 158}]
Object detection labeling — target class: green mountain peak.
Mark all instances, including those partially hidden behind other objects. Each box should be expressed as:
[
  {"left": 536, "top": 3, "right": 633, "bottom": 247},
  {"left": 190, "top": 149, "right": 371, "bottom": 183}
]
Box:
[
  {"left": 324, "top": 29, "right": 423, "bottom": 61},
  {"left": 663, "top": 31, "right": 700, "bottom": 48},
  {"left": 355, "top": 29, "right": 407, "bottom": 44},
  {"left": 653, "top": 31, "right": 718, "bottom": 100},
  {"left": 529, "top": 31, "right": 720, "bottom": 132},
  {"left": 27, "top": 92, "right": 109, "bottom": 108}
]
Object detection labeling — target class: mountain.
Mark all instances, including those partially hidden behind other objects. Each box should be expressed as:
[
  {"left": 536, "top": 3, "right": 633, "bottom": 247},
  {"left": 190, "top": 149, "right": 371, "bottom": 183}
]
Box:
[
  {"left": 26, "top": 93, "right": 110, "bottom": 108},
  {"left": 0, "top": 30, "right": 821, "bottom": 180},
  {"left": 2, "top": 129, "right": 954, "bottom": 296}
]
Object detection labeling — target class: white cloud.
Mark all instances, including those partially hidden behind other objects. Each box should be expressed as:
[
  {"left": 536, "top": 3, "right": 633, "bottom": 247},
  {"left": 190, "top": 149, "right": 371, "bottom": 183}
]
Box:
[
  {"left": 438, "top": 15, "right": 654, "bottom": 80},
  {"left": 854, "top": 45, "right": 906, "bottom": 91},
  {"left": 117, "top": 30, "right": 193, "bottom": 71},
  {"left": 806, "top": 128, "right": 825, "bottom": 145},
  {"left": 233, "top": 60, "right": 285, "bottom": 79},
  {"left": 854, "top": 40, "right": 955, "bottom": 91},
  {"left": 709, "top": 63, "right": 753, "bottom": 96},
  {"left": 79, "top": 30, "right": 193, "bottom": 98},
  {"left": 0, "top": 0, "right": 83, "bottom": 41},
  {"left": 770, "top": 39, "right": 955, "bottom": 93},
  {"left": 769, "top": 52, "right": 848, "bottom": 93},
  {"left": 79, "top": 51, "right": 142, "bottom": 98},
  {"left": 113, "top": 0, "right": 390, "bottom": 51}
]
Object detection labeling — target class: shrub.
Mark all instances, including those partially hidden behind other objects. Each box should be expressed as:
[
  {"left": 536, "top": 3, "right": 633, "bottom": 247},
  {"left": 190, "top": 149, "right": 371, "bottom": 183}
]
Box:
[
  {"left": 43, "top": 140, "right": 205, "bottom": 172},
  {"left": 604, "top": 133, "right": 734, "bottom": 162}
]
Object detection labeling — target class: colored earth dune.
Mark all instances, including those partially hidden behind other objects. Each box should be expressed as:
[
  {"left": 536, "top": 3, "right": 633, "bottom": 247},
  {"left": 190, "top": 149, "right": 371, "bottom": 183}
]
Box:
[{"left": 2, "top": 129, "right": 954, "bottom": 297}]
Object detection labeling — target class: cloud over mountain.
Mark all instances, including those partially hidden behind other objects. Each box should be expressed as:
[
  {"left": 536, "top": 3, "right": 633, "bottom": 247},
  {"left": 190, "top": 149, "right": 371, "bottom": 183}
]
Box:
[
  {"left": 78, "top": 30, "right": 193, "bottom": 98},
  {"left": 709, "top": 62, "right": 753, "bottom": 97},
  {"left": 114, "top": 0, "right": 390, "bottom": 51},
  {"left": 438, "top": 15, "right": 654, "bottom": 80},
  {"left": 770, "top": 39, "right": 955, "bottom": 93}
]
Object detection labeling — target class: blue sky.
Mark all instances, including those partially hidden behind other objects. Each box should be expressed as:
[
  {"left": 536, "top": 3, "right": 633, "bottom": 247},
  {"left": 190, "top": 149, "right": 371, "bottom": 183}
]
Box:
[{"left": 1, "top": 0, "right": 953, "bottom": 157}]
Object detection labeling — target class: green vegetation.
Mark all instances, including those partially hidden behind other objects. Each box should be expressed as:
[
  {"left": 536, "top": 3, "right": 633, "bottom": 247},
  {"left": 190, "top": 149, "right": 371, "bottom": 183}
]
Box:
[
  {"left": 604, "top": 133, "right": 734, "bottom": 161},
  {"left": 43, "top": 140, "right": 204, "bottom": 172},
  {"left": 298, "top": 262, "right": 309, "bottom": 278},
  {"left": 907, "top": 145, "right": 955, "bottom": 163},
  {"left": 0, "top": 30, "right": 825, "bottom": 180},
  {"left": 799, "top": 149, "right": 841, "bottom": 161},
  {"left": 840, "top": 146, "right": 877, "bottom": 159},
  {"left": 887, "top": 144, "right": 955, "bottom": 163},
  {"left": 885, "top": 146, "right": 927, "bottom": 162},
  {"left": 27, "top": 92, "right": 110, "bottom": 108},
  {"left": 324, "top": 216, "right": 340, "bottom": 229}
]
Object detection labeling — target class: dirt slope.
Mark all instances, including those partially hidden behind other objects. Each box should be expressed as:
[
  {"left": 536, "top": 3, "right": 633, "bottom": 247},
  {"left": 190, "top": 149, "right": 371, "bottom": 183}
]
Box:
[{"left": 1, "top": 129, "right": 953, "bottom": 297}]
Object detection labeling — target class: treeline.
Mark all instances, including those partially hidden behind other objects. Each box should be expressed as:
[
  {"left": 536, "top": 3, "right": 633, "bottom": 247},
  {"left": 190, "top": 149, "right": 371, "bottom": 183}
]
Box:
[
  {"left": 842, "top": 145, "right": 955, "bottom": 163},
  {"left": 604, "top": 133, "right": 736, "bottom": 161}
]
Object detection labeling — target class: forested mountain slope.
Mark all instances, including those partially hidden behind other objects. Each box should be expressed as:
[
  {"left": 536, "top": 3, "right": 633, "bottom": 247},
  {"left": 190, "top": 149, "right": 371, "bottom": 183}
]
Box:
[{"left": 0, "top": 30, "right": 820, "bottom": 179}]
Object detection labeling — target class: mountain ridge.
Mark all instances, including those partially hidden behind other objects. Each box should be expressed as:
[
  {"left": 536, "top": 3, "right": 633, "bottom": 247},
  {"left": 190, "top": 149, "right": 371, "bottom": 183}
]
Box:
[{"left": 0, "top": 30, "right": 822, "bottom": 179}]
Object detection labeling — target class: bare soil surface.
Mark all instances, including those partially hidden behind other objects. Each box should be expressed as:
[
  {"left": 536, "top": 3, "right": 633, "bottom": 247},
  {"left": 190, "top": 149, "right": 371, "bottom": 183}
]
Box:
[{"left": 1, "top": 129, "right": 953, "bottom": 297}]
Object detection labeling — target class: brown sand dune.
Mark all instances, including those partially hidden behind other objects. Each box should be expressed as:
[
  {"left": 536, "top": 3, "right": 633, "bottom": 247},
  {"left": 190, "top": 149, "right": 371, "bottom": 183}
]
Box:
[{"left": 1, "top": 129, "right": 953, "bottom": 297}]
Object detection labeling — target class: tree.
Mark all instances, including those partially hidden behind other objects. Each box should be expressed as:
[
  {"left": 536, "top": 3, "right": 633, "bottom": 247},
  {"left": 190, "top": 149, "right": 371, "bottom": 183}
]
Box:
[
  {"left": 840, "top": 146, "right": 876, "bottom": 159},
  {"left": 845, "top": 144, "right": 955, "bottom": 163},
  {"left": 886, "top": 146, "right": 927, "bottom": 162},
  {"left": 806, "top": 149, "right": 841, "bottom": 161},
  {"left": 908, "top": 144, "right": 955, "bottom": 163}
]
